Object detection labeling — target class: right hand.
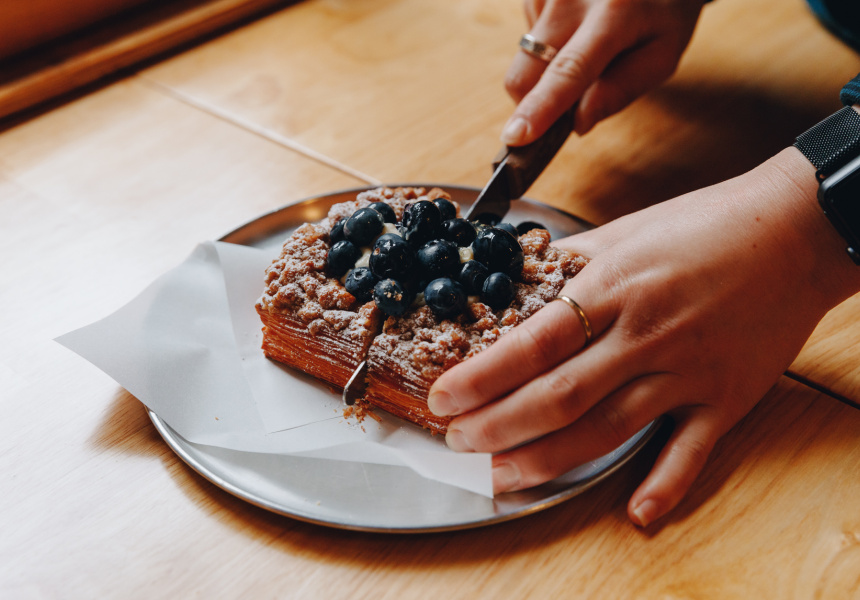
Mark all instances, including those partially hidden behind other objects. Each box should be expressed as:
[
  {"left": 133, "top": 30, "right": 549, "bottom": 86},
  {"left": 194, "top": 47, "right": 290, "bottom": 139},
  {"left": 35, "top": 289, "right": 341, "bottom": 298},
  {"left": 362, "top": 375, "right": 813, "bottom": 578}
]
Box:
[{"left": 502, "top": 0, "right": 707, "bottom": 144}]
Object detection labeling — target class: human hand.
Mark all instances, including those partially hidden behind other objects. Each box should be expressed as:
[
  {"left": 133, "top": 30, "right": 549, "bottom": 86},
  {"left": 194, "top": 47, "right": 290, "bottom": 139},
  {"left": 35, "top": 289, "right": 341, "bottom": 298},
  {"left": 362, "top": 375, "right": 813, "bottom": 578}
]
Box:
[
  {"left": 428, "top": 148, "right": 860, "bottom": 526},
  {"left": 503, "top": 0, "right": 706, "bottom": 144}
]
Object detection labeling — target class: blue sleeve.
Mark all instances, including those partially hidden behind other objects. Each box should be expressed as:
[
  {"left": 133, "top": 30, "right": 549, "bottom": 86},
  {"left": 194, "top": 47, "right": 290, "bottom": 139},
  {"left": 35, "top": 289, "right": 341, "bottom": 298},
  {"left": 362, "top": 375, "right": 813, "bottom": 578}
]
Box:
[{"left": 842, "top": 74, "right": 860, "bottom": 106}]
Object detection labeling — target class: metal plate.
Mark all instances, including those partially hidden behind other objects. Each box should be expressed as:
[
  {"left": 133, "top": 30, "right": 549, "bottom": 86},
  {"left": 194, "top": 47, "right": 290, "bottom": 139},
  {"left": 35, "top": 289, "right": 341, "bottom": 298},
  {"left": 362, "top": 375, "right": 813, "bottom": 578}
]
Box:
[{"left": 148, "top": 184, "right": 660, "bottom": 533}]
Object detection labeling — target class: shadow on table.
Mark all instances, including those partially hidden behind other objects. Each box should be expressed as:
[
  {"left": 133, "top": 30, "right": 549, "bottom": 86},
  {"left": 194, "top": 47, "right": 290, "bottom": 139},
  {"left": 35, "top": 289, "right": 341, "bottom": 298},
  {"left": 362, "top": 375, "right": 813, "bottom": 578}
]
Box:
[
  {"left": 88, "top": 388, "right": 165, "bottom": 457},
  {"left": 537, "top": 75, "right": 843, "bottom": 226}
]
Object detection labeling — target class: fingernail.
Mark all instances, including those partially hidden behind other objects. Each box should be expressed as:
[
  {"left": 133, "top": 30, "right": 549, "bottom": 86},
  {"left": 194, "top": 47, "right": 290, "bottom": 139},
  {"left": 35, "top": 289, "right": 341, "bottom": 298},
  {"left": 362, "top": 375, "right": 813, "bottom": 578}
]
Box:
[
  {"left": 493, "top": 463, "right": 520, "bottom": 494},
  {"left": 501, "top": 117, "right": 529, "bottom": 145},
  {"left": 631, "top": 499, "right": 659, "bottom": 528},
  {"left": 428, "top": 390, "right": 458, "bottom": 416},
  {"left": 445, "top": 428, "right": 473, "bottom": 452}
]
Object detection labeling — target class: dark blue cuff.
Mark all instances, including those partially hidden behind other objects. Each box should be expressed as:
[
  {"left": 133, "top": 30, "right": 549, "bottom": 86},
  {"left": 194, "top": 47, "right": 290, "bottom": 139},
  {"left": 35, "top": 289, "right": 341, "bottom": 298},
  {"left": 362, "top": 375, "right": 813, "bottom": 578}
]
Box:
[{"left": 842, "top": 73, "right": 860, "bottom": 106}]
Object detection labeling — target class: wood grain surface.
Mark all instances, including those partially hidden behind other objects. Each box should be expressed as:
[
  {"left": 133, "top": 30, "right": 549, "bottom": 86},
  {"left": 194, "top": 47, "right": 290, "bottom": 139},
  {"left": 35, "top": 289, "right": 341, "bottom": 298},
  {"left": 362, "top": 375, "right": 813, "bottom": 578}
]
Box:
[
  {"left": 1, "top": 0, "right": 859, "bottom": 597},
  {"left": 0, "top": 0, "right": 298, "bottom": 121}
]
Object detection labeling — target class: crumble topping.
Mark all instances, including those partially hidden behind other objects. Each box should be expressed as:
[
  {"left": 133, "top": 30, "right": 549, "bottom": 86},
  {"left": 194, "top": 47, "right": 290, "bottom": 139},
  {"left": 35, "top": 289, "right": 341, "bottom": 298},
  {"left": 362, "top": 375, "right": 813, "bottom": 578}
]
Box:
[{"left": 257, "top": 187, "right": 449, "bottom": 337}]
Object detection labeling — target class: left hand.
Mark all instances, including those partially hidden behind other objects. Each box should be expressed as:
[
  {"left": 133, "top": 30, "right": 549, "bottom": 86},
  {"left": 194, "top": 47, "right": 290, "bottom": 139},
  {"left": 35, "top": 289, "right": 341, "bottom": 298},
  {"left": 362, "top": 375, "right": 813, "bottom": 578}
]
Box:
[{"left": 428, "top": 147, "right": 860, "bottom": 526}]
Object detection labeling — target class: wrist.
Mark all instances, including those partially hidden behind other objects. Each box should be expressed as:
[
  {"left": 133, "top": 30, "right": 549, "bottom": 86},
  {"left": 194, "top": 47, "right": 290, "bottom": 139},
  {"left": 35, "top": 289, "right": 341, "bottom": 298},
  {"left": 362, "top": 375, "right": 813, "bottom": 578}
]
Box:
[{"left": 765, "top": 144, "right": 860, "bottom": 311}]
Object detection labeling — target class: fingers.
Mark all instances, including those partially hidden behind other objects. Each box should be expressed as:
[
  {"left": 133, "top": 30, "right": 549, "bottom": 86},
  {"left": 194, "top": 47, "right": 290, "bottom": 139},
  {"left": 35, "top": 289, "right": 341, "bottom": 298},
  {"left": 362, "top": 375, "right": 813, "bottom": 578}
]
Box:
[
  {"left": 445, "top": 332, "right": 640, "bottom": 453},
  {"left": 428, "top": 276, "right": 611, "bottom": 417},
  {"left": 428, "top": 297, "right": 598, "bottom": 417},
  {"left": 502, "top": 8, "right": 637, "bottom": 145},
  {"left": 490, "top": 374, "right": 683, "bottom": 493},
  {"left": 627, "top": 409, "right": 722, "bottom": 527},
  {"left": 505, "top": 3, "right": 585, "bottom": 104}
]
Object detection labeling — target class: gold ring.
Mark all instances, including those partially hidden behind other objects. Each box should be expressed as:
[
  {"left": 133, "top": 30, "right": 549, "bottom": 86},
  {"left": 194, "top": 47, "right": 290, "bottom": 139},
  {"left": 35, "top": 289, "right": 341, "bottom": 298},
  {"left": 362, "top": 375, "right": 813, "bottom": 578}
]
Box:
[
  {"left": 553, "top": 295, "right": 593, "bottom": 346},
  {"left": 519, "top": 34, "right": 558, "bottom": 63}
]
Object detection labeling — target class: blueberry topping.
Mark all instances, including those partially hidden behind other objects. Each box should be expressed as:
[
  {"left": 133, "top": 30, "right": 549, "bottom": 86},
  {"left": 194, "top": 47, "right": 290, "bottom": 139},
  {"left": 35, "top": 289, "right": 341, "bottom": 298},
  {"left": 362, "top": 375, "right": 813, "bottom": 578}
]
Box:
[
  {"left": 457, "top": 260, "right": 489, "bottom": 295},
  {"left": 401, "top": 200, "right": 442, "bottom": 248},
  {"left": 424, "top": 278, "right": 467, "bottom": 319},
  {"left": 369, "top": 233, "right": 413, "bottom": 279},
  {"left": 497, "top": 222, "right": 518, "bottom": 238},
  {"left": 433, "top": 198, "right": 457, "bottom": 221},
  {"left": 369, "top": 201, "right": 397, "bottom": 224},
  {"left": 416, "top": 239, "right": 460, "bottom": 280},
  {"left": 327, "top": 240, "right": 361, "bottom": 277},
  {"left": 441, "top": 218, "right": 477, "bottom": 247},
  {"left": 330, "top": 219, "right": 346, "bottom": 244},
  {"left": 344, "top": 267, "right": 378, "bottom": 304},
  {"left": 481, "top": 272, "right": 515, "bottom": 309},
  {"left": 516, "top": 221, "right": 547, "bottom": 236},
  {"left": 472, "top": 227, "right": 524, "bottom": 277},
  {"left": 343, "top": 207, "right": 385, "bottom": 246},
  {"left": 373, "top": 278, "right": 411, "bottom": 316}
]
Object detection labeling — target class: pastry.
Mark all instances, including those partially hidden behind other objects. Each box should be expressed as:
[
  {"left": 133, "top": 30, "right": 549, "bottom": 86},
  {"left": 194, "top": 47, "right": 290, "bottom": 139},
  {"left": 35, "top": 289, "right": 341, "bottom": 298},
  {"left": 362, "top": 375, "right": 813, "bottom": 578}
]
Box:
[{"left": 256, "top": 187, "right": 588, "bottom": 433}]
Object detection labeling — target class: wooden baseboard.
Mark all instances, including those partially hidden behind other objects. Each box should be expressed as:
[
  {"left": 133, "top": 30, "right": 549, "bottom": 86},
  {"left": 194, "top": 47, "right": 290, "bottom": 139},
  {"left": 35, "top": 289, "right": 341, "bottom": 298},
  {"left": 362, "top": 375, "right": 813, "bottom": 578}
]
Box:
[{"left": 0, "top": 0, "right": 297, "bottom": 122}]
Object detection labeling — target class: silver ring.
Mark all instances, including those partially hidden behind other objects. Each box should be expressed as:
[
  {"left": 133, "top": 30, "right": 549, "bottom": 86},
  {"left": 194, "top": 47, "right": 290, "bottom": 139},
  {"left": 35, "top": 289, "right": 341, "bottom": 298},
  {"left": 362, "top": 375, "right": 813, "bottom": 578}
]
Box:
[
  {"left": 519, "top": 33, "right": 558, "bottom": 63},
  {"left": 553, "top": 295, "right": 593, "bottom": 346}
]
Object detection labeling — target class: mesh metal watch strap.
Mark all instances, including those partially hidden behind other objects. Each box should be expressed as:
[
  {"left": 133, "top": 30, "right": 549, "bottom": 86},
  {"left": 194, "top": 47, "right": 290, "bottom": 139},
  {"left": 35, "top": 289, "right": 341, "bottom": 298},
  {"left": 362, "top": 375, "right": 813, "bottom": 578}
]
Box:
[{"left": 794, "top": 106, "right": 860, "bottom": 180}]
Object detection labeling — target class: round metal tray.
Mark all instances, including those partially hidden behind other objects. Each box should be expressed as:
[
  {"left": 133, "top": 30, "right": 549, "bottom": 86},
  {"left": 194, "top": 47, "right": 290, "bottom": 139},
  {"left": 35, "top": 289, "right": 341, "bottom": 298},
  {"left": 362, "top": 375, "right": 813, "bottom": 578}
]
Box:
[{"left": 149, "top": 184, "right": 660, "bottom": 533}]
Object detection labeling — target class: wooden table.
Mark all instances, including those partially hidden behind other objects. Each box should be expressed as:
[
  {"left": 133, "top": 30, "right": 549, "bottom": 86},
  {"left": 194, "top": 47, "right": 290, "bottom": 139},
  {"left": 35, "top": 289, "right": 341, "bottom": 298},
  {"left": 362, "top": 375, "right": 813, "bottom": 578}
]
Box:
[{"left": 2, "top": 0, "right": 859, "bottom": 597}]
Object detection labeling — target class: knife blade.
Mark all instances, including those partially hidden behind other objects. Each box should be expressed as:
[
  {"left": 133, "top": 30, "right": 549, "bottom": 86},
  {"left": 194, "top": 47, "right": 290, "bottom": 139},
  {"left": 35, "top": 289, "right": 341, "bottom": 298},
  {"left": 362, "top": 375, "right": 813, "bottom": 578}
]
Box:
[
  {"left": 464, "top": 106, "right": 577, "bottom": 223},
  {"left": 342, "top": 360, "right": 366, "bottom": 406}
]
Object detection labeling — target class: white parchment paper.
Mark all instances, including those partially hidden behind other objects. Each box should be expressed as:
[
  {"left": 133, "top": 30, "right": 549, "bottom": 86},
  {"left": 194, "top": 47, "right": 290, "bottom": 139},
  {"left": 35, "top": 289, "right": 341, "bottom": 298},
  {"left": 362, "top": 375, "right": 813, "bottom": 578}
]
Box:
[{"left": 57, "top": 241, "right": 492, "bottom": 497}]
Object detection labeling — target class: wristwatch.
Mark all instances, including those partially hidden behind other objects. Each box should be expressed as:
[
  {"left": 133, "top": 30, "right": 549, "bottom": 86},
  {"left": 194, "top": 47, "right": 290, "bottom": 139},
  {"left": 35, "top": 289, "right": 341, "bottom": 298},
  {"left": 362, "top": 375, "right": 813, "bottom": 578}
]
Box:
[{"left": 794, "top": 105, "right": 860, "bottom": 265}]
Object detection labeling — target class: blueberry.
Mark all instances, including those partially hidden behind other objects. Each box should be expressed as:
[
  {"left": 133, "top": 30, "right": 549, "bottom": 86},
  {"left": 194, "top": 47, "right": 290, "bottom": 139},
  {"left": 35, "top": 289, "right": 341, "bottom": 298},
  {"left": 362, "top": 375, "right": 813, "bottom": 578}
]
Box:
[
  {"left": 369, "top": 233, "right": 413, "bottom": 279},
  {"left": 497, "top": 222, "right": 518, "bottom": 238},
  {"left": 424, "top": 278, "right": 467, "bottom": 319},
  {"left": 433, "top": 198, "right": 457, "bottom": 221},
  {"left": 401, "top": 200, "right": 442, "bottom": 248},
  {"left": 457, "top": 260, "right": 489, "bottom": 295},
  {"left": 472, "top": 227, "right": 524, "bottom": 277},
  {"left": 441, "top": 218, "right": 477, "bottom": 247},
  {"left": 369, "top": 201, "right": 397, "bottom": 224},
  {"left": 344, "top": 207, "right": 385, "bottom": 246},
  {"left": 330, "top": 219, "right": 346, "bottom": 244},
  {"left": 516, "top": 221, "right": 548, "bottom": 236},
  {"left": 344, "top": 267, "right": 378, "bottom": 304},
  {"left": 327, "top": 240, "right": 361, "bottom": 277},
  {"left": 416, "top": 239, "right": 460, "bottom": 280},
  {"left": 481, "top": 272, "right": 515, "bottom": 309},
  {"left": 373, "top": 278, "right": 411, "bottom": 316}
]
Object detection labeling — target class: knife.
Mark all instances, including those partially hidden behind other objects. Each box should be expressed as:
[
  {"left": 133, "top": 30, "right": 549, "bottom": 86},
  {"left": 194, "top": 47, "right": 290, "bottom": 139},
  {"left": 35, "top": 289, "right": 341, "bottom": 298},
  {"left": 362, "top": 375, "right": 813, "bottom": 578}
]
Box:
[{"left": 464, "top": 106, "right": 577, "bottom": 223}]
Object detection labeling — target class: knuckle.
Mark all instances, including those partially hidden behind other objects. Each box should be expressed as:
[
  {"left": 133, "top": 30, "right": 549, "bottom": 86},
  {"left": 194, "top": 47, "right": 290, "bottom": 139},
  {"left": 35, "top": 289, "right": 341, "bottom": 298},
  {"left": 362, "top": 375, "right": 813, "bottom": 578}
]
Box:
[
  {"left": 547, "top": 51, "right": 592, "bottom": 86},
  {"left": 469, "top": 417, "right": 508, "bottom": 452},
  {"left": 590, "top": 401, "right": 632, "bottom": 448},
  {"left": 669, "top": 436, "right": 711, "bottom": 472},
  {"left": 513, "top": 323, "right": 562, "bottom": 376},
  {"left": 539, "top": 369, "right": 584, "bottom": 423}
]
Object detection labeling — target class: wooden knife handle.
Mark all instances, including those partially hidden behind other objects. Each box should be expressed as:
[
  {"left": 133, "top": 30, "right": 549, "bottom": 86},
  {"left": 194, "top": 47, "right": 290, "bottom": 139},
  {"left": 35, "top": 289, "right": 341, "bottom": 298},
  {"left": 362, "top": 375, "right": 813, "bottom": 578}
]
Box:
[{"left": 494, "top": 106, "right": 577, "bottom": 199}]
